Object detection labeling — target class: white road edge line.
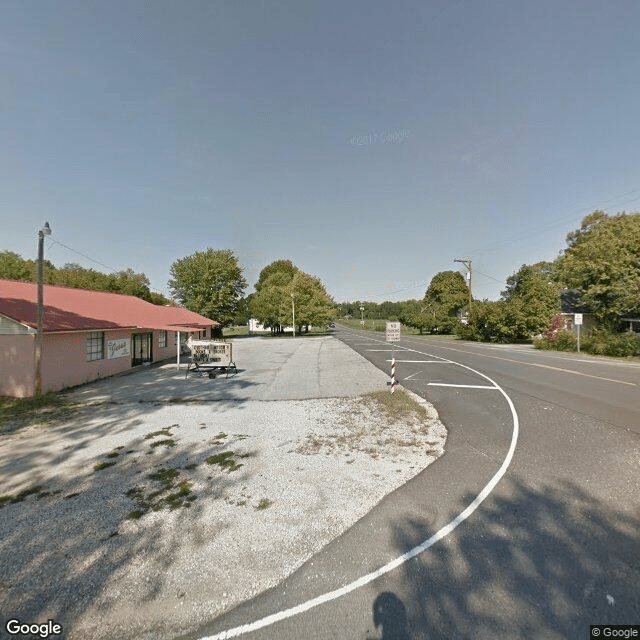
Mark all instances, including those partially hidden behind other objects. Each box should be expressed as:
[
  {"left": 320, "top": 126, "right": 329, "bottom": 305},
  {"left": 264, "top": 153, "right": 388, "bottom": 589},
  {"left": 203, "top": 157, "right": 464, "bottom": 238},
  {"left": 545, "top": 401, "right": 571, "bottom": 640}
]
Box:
[
  {"left": 428, "top": 383, "right": 498, "bottom": 389},
  {"left": 402, "top": 371, "right": 422, "bottom": 381},
  {"left": 202, "top": 330, "right": 520, "bottom": 640},
  {"left": 385, "top": 359, "right": 443, "bottom": 363}
]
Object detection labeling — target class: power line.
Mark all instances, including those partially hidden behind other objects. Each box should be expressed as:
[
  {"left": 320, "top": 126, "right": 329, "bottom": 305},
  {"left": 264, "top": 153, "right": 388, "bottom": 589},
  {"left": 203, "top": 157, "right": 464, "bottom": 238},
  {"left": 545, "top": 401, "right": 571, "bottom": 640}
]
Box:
[
  {"left": 474, "top": 269, "right": 507, "bottom": 285},
  {"left": 47, "top": 238, "right": 119, "bottom": 273},
  {"left": 45, "top": 237, "right": 170, "bottom": 298},
  {"left": 466, "top": 187, "right": 640, "bottom": 256}
]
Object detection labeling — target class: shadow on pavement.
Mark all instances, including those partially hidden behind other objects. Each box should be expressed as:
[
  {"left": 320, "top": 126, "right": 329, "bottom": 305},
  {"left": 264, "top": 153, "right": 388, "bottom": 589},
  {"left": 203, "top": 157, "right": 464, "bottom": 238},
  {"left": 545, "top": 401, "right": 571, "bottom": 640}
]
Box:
[{"left": 383, "top": 477, "right": 640, "bottom": 640}]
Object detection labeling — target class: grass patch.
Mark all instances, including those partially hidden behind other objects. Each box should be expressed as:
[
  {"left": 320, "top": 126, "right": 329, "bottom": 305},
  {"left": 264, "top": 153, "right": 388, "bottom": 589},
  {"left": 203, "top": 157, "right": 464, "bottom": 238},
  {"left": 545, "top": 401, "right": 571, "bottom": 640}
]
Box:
[
  {"left": 94, "top": 461, "right": 117, "bottom": 471},
  {"left": 150, "top": 438, "right": 176, "bottom": 448},
  {"left": 223, "top": 325, "right": 249, "bottom": 337},
  {"left": 148, "top": 468, "right": 180, "bottom": 485},
  {"left": 206, "top": 451, "right": 245, "bottom": 472},
  {"left": 145, "top": 428, "right": 173, "bottom": 439},
  {"left": 0, "top": 486, "right": 46, "bottom": 508},
  {"left": 255, "top": 498, "right": 272, "bottom": 510},
  {"left": 0, "top": 392, "right": 83, "bottom": 434},
  {"left": 106, "top": 451, "right": 120, "bottom": 458},
  {"left": 124, "top": 468, "right": 197, "bottom": 519},
  {"left": 365, "top": 389, "right": 429, "bottom": 424}
]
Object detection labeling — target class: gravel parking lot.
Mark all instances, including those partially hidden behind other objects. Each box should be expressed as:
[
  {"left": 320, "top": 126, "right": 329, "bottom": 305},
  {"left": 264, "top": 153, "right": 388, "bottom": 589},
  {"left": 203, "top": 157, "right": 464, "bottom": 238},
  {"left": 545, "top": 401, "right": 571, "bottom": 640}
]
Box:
[{"left": 0, "top": 336, "right": 446, "bottom": 640}]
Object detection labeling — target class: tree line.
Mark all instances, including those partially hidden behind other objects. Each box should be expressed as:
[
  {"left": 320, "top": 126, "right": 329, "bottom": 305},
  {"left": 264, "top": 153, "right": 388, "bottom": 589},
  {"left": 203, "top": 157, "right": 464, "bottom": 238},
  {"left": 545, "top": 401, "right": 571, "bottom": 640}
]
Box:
[
  {"left": 402, "top": 211, "right": 640, "bottom": 343},
  {"left": 1, "top": 247, "right": 336, "bottom": 333},
  {"left": 0, "top": 251, "right": 172, "bottom": 305}
]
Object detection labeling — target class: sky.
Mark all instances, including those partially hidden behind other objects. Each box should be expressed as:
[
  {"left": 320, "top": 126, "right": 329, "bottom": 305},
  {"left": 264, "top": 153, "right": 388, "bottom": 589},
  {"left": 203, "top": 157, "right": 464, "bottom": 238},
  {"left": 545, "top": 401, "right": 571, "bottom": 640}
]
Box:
[{"left": 2, "top": 0, "right": 640, "bottom": 304}]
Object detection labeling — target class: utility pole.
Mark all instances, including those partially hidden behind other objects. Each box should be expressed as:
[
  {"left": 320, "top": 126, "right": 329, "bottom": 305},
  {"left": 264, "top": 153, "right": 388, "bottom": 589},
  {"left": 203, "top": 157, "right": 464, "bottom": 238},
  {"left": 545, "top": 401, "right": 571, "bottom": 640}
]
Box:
[
  {"left": 453, "top": 258, "right": 473, "bottom": 304},
  {"left": 35, "top": 222, "right": 52, "bottom": 396},
  {"left": 291, "top": 293, "right": 296, "bottom": 338}
]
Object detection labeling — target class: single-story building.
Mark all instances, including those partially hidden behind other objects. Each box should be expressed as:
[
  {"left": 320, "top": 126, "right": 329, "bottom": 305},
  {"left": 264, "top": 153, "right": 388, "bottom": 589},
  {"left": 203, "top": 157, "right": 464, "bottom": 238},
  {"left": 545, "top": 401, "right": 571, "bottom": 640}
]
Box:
[
  {"left": 560, "top": 289, "right": 597, "bottom": 334},
  {"left": 0, "top": 279, "right": 218, "bottom": 397}
]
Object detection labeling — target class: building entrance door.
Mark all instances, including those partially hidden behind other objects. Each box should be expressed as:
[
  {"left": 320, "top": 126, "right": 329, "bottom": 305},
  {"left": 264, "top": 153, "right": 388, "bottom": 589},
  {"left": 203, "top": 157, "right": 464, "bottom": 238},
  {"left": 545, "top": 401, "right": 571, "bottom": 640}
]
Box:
[{"left": 132, "top": 332, "right": 153, "bottom": 366}]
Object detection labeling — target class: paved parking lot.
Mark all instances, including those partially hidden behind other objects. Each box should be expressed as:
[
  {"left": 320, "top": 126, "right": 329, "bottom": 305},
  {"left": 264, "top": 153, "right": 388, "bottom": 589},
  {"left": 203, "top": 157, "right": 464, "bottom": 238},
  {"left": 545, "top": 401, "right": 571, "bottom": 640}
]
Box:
[{"left": 68, "top": 335, "right": 392, "bottom": 404}]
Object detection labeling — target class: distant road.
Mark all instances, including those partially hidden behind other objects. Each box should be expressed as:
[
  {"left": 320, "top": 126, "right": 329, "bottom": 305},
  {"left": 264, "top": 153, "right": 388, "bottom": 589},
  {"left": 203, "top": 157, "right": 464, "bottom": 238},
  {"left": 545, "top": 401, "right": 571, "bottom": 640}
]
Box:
[{"left": 188, "top": 326, "right": 640, "bottom": 640}]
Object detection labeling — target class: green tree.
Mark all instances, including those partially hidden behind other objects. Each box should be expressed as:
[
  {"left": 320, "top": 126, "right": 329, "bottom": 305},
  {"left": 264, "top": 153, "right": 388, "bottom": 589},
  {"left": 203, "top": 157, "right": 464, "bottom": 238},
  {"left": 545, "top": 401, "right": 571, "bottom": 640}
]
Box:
[
  {"left": 169, "top": 249, "right": 247, "bottom": 326},
  {"left": 501, "top": 263, "right": 560, "bottom": 337},
  {"left": 288, "top": 271, "right": 335, "bottom": 332},
  {"left": 250, "top": 261, "right": 297, "bottom": 333},
  {"left": 555, "top": 212, "right": 640, "bottom": 328},
  {"left": 0, "top": 251, "right": 34, "bottom": 281},
  {"left": 423, "top": 271, "right": 469, "bottom": 334},
  {"left": 250, "top": 260, "right": 335, "bottom": 333}
]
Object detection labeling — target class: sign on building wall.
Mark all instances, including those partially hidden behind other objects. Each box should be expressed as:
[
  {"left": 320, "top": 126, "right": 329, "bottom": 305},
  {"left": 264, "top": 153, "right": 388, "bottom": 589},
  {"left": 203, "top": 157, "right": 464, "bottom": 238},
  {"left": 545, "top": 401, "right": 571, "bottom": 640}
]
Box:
[{"left": 107, "top": 338, "right": 131, "bottom": 359}]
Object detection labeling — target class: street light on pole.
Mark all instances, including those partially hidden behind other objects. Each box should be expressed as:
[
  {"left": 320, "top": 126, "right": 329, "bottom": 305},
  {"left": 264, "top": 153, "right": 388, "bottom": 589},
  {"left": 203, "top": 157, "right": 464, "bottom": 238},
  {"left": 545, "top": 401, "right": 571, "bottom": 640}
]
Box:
[
  {"left": 291, "top": 293, "right": 295, "bottom": 338},
  {"left": 35, "top": 221, "right": 52, "bottom": 396}
]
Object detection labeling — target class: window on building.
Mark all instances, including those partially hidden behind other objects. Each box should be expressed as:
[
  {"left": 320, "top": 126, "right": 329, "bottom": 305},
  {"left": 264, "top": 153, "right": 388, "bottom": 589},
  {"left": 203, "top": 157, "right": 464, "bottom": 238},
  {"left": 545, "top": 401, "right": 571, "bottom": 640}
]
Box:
[
  {"left": 158, "top": 330, "right": 167, "bottom": 348},
  {"left": 86, "top": 331, "right": 105, "bottom": 361}
]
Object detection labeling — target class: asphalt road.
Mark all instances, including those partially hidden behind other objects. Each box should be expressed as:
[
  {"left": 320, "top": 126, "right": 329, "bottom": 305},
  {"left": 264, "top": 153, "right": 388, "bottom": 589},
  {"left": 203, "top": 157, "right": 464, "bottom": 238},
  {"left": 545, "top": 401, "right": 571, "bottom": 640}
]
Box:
[{"left": 185, "top": 327, "right": 640, "bottom": 640}]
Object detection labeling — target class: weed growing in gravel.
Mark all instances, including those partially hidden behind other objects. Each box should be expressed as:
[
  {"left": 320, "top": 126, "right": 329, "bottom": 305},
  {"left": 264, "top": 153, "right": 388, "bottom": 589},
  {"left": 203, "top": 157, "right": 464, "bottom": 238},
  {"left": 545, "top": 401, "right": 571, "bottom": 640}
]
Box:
[
  {"left": 124, "top": 468, "right": 197, "bottom": 519},
  {"left": 145, "top": 428, "right": 173, "bottom": 439},
  {"left": 211, "top": 432, "right": 228, "bottom": 445},
  {"left": 0, "top": 486, "right": 46, "bottom": 507},
  {"left": 149, "top": 439, "right": 176, "bottom": 448},
  {"left": 366, "top": 389, "right": 429, "bottom": 424},
  {"left": 255, "top": 498, "right": 272, "bottom": 510},
  {"left": 206, "top": 451, "right": 250, "bottom": 472},
  {"left": 107, "top": 451, "right": 120, "bottom": 458},
  {"left": 94, "top": 461, "right": 117, "bottom": 471}
]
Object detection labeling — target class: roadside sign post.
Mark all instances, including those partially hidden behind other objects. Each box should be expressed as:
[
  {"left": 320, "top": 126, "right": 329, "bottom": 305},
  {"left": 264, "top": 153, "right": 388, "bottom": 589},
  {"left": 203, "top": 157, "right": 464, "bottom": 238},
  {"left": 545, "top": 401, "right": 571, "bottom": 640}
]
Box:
[
  {"left": 575, "top": 313, "right": 583, "bottom": 352},
  {"left": 385, "top": 321, "right": 401, "bottom": 393}
]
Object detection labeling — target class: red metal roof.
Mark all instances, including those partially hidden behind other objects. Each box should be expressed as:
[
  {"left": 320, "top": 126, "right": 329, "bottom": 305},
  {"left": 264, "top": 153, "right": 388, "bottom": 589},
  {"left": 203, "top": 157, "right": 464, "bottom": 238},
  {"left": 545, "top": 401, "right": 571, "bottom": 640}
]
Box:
[{"left": 0, "top": 279, "right": 217, "bottom": 333}]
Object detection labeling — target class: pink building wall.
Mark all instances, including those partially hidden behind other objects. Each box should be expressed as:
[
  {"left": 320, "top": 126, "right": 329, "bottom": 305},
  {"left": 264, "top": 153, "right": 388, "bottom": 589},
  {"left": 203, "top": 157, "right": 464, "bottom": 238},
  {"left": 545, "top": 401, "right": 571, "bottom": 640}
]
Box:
[
  {"left": 1, "top": 329, "right": 193, "bottom": 396},
  {"left": 0, "top": 335, "right": 35, "bottom": 397},
  {"left": 40, "top": 329, "right": 182, "bottom": 394}
]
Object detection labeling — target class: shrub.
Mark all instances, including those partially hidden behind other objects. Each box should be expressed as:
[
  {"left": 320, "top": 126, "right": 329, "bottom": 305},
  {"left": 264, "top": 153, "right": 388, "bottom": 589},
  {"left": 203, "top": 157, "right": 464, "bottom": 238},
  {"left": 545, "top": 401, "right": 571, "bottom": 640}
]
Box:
[
  {"left": 580, "top": 330, "right": 608, "bottom": 355},
  {"left": 533, "top": 335, "right": 553, "bottom": 350},
  {"left": 553, "top": 329, "right": 577, "bottom": 351},
  {"left": 599, "top": 331, "right": 640, "bottom": 357}
]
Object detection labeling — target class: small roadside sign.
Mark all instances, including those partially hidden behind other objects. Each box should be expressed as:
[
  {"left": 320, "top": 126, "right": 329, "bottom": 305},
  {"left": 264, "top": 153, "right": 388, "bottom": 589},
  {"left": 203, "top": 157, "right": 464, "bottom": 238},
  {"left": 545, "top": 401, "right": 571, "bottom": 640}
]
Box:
[
  {"left": 386, "top": 321, "right": 401, "bottom": 343},
  {"left": 575, "top": 313, "right": 583, "bottom": 325}
]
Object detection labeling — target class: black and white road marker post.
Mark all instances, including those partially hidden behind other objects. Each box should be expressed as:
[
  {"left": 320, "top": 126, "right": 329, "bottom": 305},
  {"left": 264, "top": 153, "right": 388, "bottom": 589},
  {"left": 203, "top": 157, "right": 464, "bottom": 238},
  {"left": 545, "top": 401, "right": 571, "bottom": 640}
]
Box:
[{"left": 385, "top": 321, "right": 401, "bottom": 393}]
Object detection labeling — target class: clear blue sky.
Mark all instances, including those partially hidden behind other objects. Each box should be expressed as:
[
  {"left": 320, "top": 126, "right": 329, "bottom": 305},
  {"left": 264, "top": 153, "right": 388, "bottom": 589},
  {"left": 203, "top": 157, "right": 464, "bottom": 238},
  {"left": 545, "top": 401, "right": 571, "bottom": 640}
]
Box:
[{"left": 2, "top": 0, "right": 640, "bottom": 303}]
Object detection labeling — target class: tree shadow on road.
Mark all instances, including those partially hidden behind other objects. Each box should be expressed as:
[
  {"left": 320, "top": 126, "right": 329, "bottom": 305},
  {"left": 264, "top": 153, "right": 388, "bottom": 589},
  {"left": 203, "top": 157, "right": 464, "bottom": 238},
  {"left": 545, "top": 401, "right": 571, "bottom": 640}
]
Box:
[{"left": 383, "top": 477, "right": 640, "bottom": 640}]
